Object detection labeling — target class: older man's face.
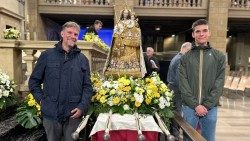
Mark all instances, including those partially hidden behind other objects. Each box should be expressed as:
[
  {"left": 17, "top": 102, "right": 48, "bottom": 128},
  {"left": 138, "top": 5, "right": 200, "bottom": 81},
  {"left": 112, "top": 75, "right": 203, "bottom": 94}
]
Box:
[
  {"left": 61, "top": 26, "right": 79, "bottom": 49},
  {"left": 146, "top": 48, "right": 154, "bottom": 57}
]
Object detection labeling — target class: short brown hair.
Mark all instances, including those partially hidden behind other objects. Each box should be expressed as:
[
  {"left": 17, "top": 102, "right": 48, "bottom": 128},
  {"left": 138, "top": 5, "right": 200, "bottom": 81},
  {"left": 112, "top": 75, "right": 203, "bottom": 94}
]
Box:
[
  {"left": 192, "top": 19, "right": 208, "bottom": 31},
  {"left": 94, "top": 20, "right": 103, "bottom": 26},
  {"left": 62, "top": 21, "right": 80, "bottom": 32}
]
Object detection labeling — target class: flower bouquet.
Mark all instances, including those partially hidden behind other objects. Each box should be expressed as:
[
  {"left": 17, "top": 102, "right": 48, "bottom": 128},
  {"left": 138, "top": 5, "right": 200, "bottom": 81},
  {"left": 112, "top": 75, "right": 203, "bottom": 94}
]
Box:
[
  {"left": 16, "top": 93, "right": 41, "bottom": 129},
  {"left": 3, "top": 28, "right": 20, "bottom": 39},
  {"left": 83, "top": 33, "right": 109, "bottom": 51},
  {"left": 91, "top": 72, "right": 174, "bottom": 126},
  {"left": 0, "top": 70, "right": 16, "bottom": 110}
]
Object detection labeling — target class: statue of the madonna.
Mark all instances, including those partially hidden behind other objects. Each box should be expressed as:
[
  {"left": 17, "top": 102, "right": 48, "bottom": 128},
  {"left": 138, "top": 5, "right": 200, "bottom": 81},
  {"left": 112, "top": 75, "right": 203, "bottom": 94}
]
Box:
[{"left": 103, "top": 8, "right": 146, "bottom": 77}]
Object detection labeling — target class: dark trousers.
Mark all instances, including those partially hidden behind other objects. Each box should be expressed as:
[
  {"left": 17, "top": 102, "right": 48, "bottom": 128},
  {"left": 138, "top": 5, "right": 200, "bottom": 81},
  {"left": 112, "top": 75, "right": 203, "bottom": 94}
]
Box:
[
  {"left": 43, "top": 117, "right": 81, "bottom": 141},
  {"left": 168, "top": 84, "right": 182, "bottom": 140}
]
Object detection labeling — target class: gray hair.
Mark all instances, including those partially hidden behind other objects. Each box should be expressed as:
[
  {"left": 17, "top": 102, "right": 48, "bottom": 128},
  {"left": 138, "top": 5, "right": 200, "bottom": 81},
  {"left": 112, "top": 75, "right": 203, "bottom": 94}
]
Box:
[{"left": 62, "top": 21, "right": 80, "bottom": 32}]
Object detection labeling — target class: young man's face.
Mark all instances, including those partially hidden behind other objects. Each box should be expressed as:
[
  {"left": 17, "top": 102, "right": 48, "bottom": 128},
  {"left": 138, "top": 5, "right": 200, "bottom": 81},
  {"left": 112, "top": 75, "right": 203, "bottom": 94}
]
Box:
[
  {"left": 61, "top": 26, "right": 79, "bottom": 49},
  {"left": 192, "top": 24, "right": 210, "bottom": 46},
  {"left": 94, "top": 23, "right": 102, "bottom": 32}
]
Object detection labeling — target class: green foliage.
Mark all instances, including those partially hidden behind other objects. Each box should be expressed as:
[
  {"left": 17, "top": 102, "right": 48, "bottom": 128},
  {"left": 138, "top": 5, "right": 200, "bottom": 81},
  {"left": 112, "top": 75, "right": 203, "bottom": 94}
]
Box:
[
  {"left": 16, "top": 94, "right": 41, "bottom": 129},
  {"left": 16, "top": 103, "right": 41, "bottom": 129}
]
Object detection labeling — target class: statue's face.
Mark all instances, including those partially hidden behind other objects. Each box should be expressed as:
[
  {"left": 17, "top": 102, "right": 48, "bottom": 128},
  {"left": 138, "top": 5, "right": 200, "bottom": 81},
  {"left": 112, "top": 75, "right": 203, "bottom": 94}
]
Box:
[
  {"left": 123, "top": 9, "right": 129, "bottom": 19},
  {"left": 131, "top": 15, "right": 135, "bottom": 20}
]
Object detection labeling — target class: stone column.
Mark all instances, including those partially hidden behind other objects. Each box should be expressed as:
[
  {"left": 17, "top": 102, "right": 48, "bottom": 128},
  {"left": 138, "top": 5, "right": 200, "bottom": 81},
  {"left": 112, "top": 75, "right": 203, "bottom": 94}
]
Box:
[
  {"left": 26, "top": 0, "right": 46, "bottom": 40},
  {"left": 0, "top": 40, "right": 22, "bottom": 85},
  {"left": 207, "top": 0, "right": 229, "bottom": 53}
]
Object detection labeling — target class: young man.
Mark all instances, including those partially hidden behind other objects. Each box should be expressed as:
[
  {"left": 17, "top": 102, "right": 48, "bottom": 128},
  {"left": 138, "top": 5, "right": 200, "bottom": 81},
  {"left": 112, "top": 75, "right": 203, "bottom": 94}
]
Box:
[
  {"left": 29, "top": 21, "right": 93, "bottom": 141},
  {"left": 167, "top": 42, "right": 192, "bottom": 140},
  {"left": 178, "top": 19, "right": 225, "bottom": 141},
  {"left": 144, "top": 47, "right": 160, "bottom": 77},
  {"left": 85, "top": 20, "right": 103, "bottom": 35}
]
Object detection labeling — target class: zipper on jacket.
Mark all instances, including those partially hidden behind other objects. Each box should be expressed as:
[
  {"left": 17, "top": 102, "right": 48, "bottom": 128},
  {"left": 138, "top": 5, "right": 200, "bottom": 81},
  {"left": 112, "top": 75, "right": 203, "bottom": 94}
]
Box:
[
  {"left": 198, "top": 50, "right": 203, "bottom": 104},
  {"left": 64, "top": 52, "right": 68, "bottom": 61}
]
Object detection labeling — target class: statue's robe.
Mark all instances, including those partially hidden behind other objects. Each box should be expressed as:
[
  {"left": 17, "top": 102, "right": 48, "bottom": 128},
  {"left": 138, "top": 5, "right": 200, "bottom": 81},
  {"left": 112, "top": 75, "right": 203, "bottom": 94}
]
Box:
[{"left": 103, "top": 19, "right": 146, "bottom": 78}]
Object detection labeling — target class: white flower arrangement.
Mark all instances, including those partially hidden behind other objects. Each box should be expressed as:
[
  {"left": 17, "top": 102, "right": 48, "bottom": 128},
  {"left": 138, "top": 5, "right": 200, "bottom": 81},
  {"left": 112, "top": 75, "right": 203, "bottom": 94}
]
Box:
[
  {"left": 0, "top": 70, "right": 16, "bottom": 109},
  {"left": 3, "top": 28, "right": 20, "bottom": 39},
  {"left": 91, "top": 72, "right": 174, "bottom": 126}
]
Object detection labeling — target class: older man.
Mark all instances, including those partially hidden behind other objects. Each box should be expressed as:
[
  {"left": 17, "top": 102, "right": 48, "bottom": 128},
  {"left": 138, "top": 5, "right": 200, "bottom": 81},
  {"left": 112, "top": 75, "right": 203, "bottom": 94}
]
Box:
[
  {"left": 29, "top": 21, "right": 93, "bottom": 141},
  {"left": 144, "top": 47, "right": 160, "bottom": 77},
  {"left": 167, "top": 42, "right": 192, "bottom": 140}
]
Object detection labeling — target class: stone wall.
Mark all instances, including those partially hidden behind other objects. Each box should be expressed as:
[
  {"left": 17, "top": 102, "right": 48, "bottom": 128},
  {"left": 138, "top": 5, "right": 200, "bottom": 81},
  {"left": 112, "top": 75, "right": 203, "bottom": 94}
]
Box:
[
  {"left": 207, "top": 0, "right": 229, "bottom": 52},
  {"left": 0, "top": 0, "right": 24, "bottom": 39}
]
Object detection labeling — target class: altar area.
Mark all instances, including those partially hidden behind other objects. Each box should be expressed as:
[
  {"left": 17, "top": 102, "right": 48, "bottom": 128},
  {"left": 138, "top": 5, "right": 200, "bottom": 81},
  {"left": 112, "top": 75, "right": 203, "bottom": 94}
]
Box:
[{"left": 80, "top": 6, "right": 175, "bottom": 141}]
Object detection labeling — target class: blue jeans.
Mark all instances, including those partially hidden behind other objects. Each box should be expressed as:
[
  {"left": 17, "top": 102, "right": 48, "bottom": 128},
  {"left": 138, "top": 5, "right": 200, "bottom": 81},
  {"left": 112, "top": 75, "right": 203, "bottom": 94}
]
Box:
[{"left": 182, "top": 105, "right": 217, "bottom": 141}]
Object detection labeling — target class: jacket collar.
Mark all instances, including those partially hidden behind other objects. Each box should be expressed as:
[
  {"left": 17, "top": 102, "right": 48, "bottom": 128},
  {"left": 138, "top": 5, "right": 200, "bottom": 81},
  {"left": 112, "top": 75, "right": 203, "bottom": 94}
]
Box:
[{"left": 191, "top": 42, "right": 212, "bottom": 50}]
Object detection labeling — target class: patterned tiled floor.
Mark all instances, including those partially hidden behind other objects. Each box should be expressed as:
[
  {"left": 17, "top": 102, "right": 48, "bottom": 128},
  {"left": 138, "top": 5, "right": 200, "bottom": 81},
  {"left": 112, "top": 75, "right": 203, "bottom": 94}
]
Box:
[{"left": 216, "top": 96, "right": 250, "bottom": 141}]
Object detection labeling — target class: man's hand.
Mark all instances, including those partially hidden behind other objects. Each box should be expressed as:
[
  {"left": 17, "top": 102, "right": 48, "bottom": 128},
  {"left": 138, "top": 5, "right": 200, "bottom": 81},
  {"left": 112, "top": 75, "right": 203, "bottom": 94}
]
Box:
[
  {"left": 70, "top": 108, "right": 82, "bottom": 119},
  {"left": 150, "top": 60, "right": 158, "bottom": 69},
  {"left": 195, "top": 105, "right": 208, "bottom": 117}
]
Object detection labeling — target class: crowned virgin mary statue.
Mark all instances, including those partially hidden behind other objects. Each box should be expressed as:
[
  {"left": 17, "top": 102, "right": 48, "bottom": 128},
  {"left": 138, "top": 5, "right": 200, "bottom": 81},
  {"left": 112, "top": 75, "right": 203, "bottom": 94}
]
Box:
[{"left": 103, "top": 7, "right": 146, "bottom": 77}]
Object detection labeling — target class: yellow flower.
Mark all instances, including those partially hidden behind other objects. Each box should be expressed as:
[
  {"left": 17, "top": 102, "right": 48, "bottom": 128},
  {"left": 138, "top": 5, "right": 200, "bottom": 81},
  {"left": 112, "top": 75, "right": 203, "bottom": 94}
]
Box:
[
  {"left": 118, "top": 77, "right": 130, "bottom": 86},
  {"left": 112, "top": 97, "right": 120, "bottom": 105},
  {"left": 147, "top": 84, "right": 158, "bottom": 92},
  {"left": 110, "top": 89, "right": 116, "bottom": 95},
  {"left": 99, "top": 89, "right": 107, "bottom": 95},
  {"left": 135, "top": 101, "right": 141, "bottom": 107},
  {"left": 145, "top": 97, "right": 152, "bottom": 105},
  {"left": 121, "top": 97, "right": 127, "bottom": 103},
  {"left": 36, "top": 104, "right": 41, "bottom": 111},
  {"left": 28, "top": 99, "right": 36, "bottom": 107},
  {"left": 153, "top": 92, "right": 160, "bottom": 98},
  {"left": 96, "top": 94, "right": 102, "bottom": 100},
  {"left": 27, "top": 93, "right": 33, "bottom": 100},
  {"left": 100, "top": 96, "right": 106, "bottom": 104},
  {"left": 122, "top": 86, "right": 131, "bottom": 92}
]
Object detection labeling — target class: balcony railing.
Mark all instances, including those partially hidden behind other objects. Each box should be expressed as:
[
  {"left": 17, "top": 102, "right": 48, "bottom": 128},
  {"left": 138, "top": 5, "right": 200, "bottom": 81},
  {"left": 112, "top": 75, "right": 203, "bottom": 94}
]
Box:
[
  {"left": 136, "top": 0, "right": 204, "bottom": 8},
  {"left": 230, "top": 0, "right": 250, "bottom": 8},
  {"left": 41, "top": 0, "right": 114, "bottom": 6},
  {"left": 229, "top": 0, "right": 250, "bottom": 18}
]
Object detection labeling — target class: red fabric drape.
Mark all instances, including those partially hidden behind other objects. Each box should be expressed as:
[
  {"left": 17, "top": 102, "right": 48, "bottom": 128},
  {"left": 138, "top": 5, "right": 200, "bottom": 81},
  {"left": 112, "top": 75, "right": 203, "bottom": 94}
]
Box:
[{"left": 92, "top": 130, "right": 158, "bottom": 141}]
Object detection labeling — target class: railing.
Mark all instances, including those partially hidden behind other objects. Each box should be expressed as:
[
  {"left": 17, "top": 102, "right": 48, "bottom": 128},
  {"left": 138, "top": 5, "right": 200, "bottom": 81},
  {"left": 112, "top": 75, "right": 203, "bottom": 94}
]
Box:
[
  {"left": 230, "top": 0, "right": 250, "bottom": 8},
  {"left": 174, "top": 111, "right": 206, "bottom": 141},
  {"left": 136, "top": 0, "right": 204, "bottom": 8},
  {"left": 40, "top": 0, "right": 114, "bottom": 6},
  {"left": 0, "top": 40, "right": 108, "bottom": 95}
]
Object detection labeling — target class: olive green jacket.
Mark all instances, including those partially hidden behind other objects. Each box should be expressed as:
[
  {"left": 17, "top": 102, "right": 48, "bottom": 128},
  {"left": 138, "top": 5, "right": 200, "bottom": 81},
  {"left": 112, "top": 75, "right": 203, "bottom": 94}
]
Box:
[{"left": 178, "top": 44, "right": 225, "bottom": 110}]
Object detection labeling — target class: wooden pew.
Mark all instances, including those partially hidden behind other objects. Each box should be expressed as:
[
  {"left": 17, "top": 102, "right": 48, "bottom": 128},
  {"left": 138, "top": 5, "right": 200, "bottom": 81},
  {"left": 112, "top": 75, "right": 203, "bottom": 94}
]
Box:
[
  {"left": 236, "top": 76, "right": 248, "bottom": 97},
  {"left": 227, "top": 76, "right": 241, "bottom": 99},
  {"left": 244, "top": 77, "right": 250, "bottom": 97},
  {"left": 223, "top": 76, "right": 233, "bottom": 98}
]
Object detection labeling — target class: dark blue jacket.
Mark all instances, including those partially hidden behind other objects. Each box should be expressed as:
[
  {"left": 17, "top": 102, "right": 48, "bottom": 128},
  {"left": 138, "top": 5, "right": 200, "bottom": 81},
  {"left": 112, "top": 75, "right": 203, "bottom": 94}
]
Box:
[
  {"left": 29, "top": 41, "right": 93, "bottom": 121},
  {"left": 167, "top": 53, "right": 183, "bottom": 87}
]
